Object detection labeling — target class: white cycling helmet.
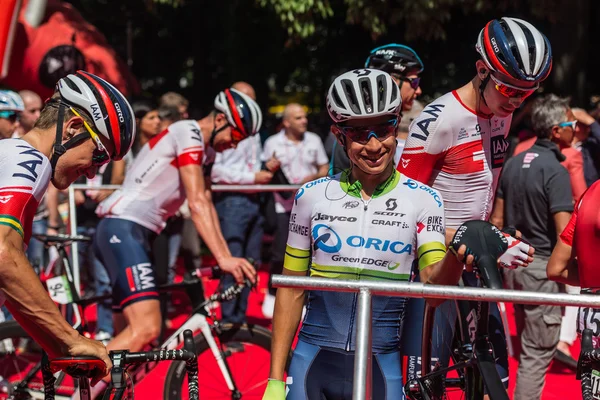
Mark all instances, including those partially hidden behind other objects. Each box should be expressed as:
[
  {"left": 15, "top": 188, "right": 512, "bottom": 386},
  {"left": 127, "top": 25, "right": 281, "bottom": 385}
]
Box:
[
  {"left": 327, "top": 69, "right": 401, "bottom": 124},
  {"left": 0, "top": 90, "right": 24, "bottom": 112},
  {"left": 214, "top": 88, "right": 263, "bottom": 137}
]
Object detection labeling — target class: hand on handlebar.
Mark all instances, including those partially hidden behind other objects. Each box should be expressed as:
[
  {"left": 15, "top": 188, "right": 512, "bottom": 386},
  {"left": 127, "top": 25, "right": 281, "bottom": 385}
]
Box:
[
  {"left": 66, "top": 335, "right": 112, "bottom": 386},
  {"left": 218, "top": 257, "right": 257, "bottom": 285},
  {"left": 498, "top": 230, "right": 535, "bottom": 269}
]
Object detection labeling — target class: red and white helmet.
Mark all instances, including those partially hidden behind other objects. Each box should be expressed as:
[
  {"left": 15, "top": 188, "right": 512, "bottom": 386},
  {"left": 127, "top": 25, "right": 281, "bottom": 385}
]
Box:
[
  {"left": 57, "top": 71, "right": 136, "bottom": 160},
  {"left": 214, "top": 88, "right": 262, "bottom": 138}
]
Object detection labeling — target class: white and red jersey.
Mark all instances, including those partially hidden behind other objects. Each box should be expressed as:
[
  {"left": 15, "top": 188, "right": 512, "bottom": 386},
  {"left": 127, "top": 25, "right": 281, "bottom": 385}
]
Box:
[
  {"left": 0, "top": 139, "right": 51, "bottom": 245},
  {"left": 398, "top": 91, "right": 511, "bottom": 229},
  {"left": 96, "top": 120, "right": 215, "bottom": 233}
]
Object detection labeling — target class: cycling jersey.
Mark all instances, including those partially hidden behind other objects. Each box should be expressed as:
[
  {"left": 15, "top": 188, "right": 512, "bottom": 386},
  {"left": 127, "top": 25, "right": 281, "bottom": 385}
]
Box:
[
  {"left": 398, "top": 91, "right": 511, "bottom": 228},
  {"left": 96, "top": 120, "right": 215, "bottom": 233},
  {"left": 0, "top": 138, "right": 51, "bottom": 246},
  {"left": 285, "top": 170, "right": 446, "bottom": 352},
  {"left": 560, "top": 180, "right": 600, "bottom": 289}
]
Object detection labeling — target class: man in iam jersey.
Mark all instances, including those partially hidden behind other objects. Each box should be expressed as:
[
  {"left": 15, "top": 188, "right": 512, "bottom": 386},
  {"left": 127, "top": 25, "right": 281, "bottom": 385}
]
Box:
[
  {"left": 398, "top": 17, "right": 550, "bottom": 389},
  {"left": 93, "top": 88, "right": 261, "bottom": 392},
  {"left": 547, "top": 180, "right": 600, "bottom": 345},
  {"left": 262, "top": 69, "right": 504, "bottom": 400},
  {"left": 0, "top": 71, "right": 137, "bottom": 381}
]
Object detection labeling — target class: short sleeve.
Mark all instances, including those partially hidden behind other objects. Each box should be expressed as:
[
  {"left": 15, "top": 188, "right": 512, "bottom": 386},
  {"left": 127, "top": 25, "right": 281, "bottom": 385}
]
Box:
[
  {"left": 415, "top": 185, "right": 447, "bottom": 270},
  {"left": 284, "top": 185, "right": 312, "bottom": 272},
  {"left": 314, "top": 137, "right": 329, "bottom": 166},
  {"left": 171, "top": 121, "right": 205, "bottom": 168},
  {"left": 560, "top": 196, "right": 581, "bottom": 246},
  {"left": 547, "top": 166, "right": 575, "bottom": 214}
]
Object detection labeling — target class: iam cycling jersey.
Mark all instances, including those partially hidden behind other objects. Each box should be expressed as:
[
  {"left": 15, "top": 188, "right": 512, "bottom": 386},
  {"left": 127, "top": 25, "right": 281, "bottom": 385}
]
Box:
[
  {"left": 560, "top": 180, "right": 600, "bottom": 289},
  {"left": 0, "top": 139, "right": 51, "bottom": 246},
  {"left": 96, "top": 120, "right": 215, "bottom": 233},
  {"left": 285, "top": 170, "right": 447, "bottom": 353},
  {"left": 398, "top": 91, "right": 511, "bottom": 228}
]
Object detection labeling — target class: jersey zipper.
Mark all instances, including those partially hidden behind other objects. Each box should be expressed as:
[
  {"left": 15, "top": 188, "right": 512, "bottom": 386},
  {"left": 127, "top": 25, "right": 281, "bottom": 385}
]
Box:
[{"left": 345, "top": 195, "right": 372, "bottom": 351}]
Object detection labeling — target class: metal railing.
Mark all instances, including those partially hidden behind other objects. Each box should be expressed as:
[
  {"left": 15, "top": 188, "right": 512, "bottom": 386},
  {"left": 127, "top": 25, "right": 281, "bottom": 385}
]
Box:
[
  {"left": 271, "top": 275, "right": 600, "bottom": 400},
  {"left": 67, "top": 183, "right": 301, "bottom": 295}
]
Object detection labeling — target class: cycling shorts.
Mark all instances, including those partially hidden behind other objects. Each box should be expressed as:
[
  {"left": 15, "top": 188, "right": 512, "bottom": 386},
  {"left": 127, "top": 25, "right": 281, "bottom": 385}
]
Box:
[
  {"left": 400, "top": 271, "right": 509, "bottom": 389},
  {"left": 287, "top": 340, "right": 404, "bottom": 400},
  {"left": 94, "top": 218, "right": 159, "bottom": 311}
]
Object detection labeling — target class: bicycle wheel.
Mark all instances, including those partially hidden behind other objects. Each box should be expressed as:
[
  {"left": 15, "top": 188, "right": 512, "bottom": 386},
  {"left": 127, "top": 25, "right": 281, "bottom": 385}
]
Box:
[
  {"left": 163, "top": 323, "right": 283, "bottom": 400},
  {"left": 0, "top": 321, "right": 71, "bottom": 399}
]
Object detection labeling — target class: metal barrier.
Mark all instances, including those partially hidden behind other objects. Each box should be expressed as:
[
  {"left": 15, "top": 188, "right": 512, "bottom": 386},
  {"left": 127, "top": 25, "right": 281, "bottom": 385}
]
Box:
[
  {"left": 271, "top": 275, "right": 600, "bottom": 400},
  {"left": 67, "top": 183, "right": 301, "bottom": 295}
]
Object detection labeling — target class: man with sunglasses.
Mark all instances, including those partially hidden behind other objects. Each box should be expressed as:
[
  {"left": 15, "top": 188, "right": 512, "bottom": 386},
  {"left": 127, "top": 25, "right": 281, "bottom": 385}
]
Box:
[
  {"left": 0, "top": 71, "right": 137, "bottom": 383},
  {"left": 93, "top": 88, "right": 262, "bottom": 393},
  {"left": 0, "top": 89, "right": 24, "bottom": 139},
  {"left": 398, "top": 17, "right": 552, "bottom": 390},
  {"left": 263, "top": 68, "right": 508, "bottom": 400}
]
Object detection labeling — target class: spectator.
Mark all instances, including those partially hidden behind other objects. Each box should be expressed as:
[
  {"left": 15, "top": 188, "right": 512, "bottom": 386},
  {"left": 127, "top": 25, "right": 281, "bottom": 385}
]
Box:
[
  {"left": 158, "top": 105, "right": 182, "bottom": 131},
  {"left": 261, "top": 103, "right": 329, "bottom": 318},
  {"left": 572, "top": 108, "right": 600, "bottom": 186},
  {"left": 131, "top": 100, "right": 161, "bottom": 156},
  {"left": 211, "top": 81, "right": 273, "bottom": 324},
  {"left": 490, "top": 94, "right": 574, "bottom": 400},
  {"left": 159, "top": 91, "right": 189, "bottom": 119},
  {"left": 513, "top": 99, "right": 587, "bottom": 202},
  {"left": 394, "top": 99, "right": 424, "bottom": 166},
  {"left": 15, "top": 90, "right": 42, "bottom": 138}
]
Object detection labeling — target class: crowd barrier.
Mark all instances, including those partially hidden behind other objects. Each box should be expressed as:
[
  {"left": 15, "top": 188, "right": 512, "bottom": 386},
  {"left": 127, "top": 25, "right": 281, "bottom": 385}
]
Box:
[
  {"left": 272, "top": 275, "right": 600, "bottom": 400},
  {"left": 67, "top": 183, "right": 301, "bottom": 294}
]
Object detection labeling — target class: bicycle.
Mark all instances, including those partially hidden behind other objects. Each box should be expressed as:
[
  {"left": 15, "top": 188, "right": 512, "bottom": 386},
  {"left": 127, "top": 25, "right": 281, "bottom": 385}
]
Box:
[
  {"left": 42, "top": 329, "right": 199, "bottom": 400},
  {"left": 405, "top": 221, "right": 510, "bottom": 400},
  {"left": 0, "top": 233, "right": 282, "bottom": 399},
  {"left": 579, "top": 328, "right": 600, "bottom": 399}
]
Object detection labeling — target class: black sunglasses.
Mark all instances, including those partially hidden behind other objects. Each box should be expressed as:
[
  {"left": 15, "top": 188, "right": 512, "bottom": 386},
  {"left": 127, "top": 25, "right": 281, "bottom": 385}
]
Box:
[{"left": 391, "top": 74, "right": 421, "bottom": 90}]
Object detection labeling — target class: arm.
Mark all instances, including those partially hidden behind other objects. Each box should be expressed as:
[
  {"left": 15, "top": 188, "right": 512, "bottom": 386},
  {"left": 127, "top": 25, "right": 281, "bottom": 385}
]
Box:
[
  {"left": 110, "top": 159, "right": 126, "bottom": 185},
  {"left": 547, "top": 238, "right": 579, "bottom": 285},
  {"left": 567, "top": 151, "right": 587, "bottom": 202},
  {"left": 269, "top": 267, "right": 306, "bottom": 380},
  {"left": 46, "top": 183, "right": 61, "bottom": 230},
  {"left": 553, "top": 211, "right": 572, "bottom": 243},
  {"left": 490, "top": 197, "right": 504, "bottom": 230},
  {"left": 180, "top": 163, "right": 254, "bottom": 282}
]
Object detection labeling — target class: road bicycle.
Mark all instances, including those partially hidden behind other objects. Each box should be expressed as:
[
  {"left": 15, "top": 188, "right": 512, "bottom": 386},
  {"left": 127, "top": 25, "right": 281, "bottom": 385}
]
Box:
[
  {"left": 0, "top": 233, "right": 280, "bottom": 399},
  {"left": 41, "top": 329, "right": 199, "bottom": 400},
  {"left": 579, "top": 327, "right": 600, "bottom": 399},
  {"left": 405, "top": 222, "right": 510, "bottom": 400}
]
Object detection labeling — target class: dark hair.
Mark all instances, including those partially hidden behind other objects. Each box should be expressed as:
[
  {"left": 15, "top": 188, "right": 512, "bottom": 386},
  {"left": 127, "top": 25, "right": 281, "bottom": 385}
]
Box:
[{"left": 130, "top": 99, "right": 156, "bottom": 120}]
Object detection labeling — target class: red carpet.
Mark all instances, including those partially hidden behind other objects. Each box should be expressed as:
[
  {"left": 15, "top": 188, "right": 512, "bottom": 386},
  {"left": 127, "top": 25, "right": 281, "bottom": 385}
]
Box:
[{"left": 86, "top": 270, "right": 580, "bottom": 398}]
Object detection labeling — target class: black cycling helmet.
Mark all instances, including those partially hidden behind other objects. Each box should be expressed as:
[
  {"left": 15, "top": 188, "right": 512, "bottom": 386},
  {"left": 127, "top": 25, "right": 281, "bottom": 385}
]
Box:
[{"left": 365, "top": 44, "right": 424, "bottom": 75}]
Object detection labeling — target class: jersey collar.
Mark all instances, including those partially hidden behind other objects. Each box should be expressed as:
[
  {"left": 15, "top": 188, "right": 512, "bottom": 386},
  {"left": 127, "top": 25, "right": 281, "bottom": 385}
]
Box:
[{"left": 340, "top": 169, "right": 400, "bottom": 199}]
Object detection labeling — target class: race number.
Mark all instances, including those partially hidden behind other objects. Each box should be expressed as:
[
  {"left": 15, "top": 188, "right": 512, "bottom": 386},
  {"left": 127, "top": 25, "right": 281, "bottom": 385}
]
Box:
[
  {"left": 46, "top": 276, "right": 73, "bottom": 304},
  {"left": 592, "top": 369, "right": 600, "bottom": 400},
  {"left": 579, "top": 308, "right": 600, "bottom": 337}
]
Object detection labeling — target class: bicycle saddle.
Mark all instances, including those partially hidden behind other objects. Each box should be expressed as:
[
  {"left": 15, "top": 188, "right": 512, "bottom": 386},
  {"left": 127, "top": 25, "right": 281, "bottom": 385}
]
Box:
[{"left": 49, "top": 356, "right": 106, "bottom": 378}]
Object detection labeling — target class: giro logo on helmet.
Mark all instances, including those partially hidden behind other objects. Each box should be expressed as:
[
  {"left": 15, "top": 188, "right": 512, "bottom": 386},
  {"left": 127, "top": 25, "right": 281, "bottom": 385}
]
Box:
[{"left": 114, "top": 102, "right": 125, "bottom": 123}]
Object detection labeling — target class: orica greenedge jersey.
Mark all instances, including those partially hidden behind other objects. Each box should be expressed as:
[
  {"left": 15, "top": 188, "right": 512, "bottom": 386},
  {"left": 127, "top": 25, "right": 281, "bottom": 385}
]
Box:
[{"left": 284, "top": 170, "right": 447, "bottom": 353}]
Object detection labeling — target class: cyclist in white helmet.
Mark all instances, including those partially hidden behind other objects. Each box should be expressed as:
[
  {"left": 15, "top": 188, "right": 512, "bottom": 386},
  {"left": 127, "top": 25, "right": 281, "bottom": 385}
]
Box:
[
  {"left": 0, "top": 89, "right": 24, "bottom": 139},
  {"left": 0, "top": 71, "right": 137, "bottom": 382},
  {"left": 263, "top": 69, "right": 483, "bottom": 400}
]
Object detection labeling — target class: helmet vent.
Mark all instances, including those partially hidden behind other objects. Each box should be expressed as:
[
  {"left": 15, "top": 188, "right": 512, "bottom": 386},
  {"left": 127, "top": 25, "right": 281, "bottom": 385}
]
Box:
[{"left": 358, "top": 78, "right": 373, "bottom": 114}]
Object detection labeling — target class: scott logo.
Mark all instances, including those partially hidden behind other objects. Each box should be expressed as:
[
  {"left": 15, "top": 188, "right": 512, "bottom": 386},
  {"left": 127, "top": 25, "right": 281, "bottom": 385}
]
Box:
[{"left": 385, "top": 198, "right": 398, "bottom": 211}]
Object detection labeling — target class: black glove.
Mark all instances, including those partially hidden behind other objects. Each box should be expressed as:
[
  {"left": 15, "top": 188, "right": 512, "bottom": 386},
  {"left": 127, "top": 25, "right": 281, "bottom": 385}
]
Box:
[{"left": 449, "top": 220, "right": 508, "bottom": 289}]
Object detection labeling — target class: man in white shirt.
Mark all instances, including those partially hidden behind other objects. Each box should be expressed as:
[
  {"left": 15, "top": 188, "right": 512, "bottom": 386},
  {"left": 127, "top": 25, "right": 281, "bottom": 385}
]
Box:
[
  {"left": 211, "top": 81, "right": 274, "bottom": 323},
  {"left": 261, "top": 103, "right": 329, "bottom": 317}
]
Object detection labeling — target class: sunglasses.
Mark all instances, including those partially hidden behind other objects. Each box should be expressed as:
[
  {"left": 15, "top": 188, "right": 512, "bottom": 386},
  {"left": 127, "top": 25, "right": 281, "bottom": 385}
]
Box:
[
  {"left": 558, "top": 120, "right": 577, "bottom": 130},
  {"left": 70, "top": 108, "right": 111, "bottom": 166},
  {"left": 0, "top": 111, "right": 19, "bottom": 123},
  {"left": 335, "top": 119, "right": 398, "bottom": 145},
  {"left": 391, "top": 74, "right": 421, "bottom": 90},
  {"left": 489, "top": 74, "right": 538, "bottom": 99}
]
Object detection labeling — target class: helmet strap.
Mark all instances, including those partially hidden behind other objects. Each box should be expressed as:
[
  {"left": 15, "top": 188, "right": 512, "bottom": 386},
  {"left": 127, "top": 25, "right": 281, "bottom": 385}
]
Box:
[
  {"left": 49, "top": 102, "right": 67, "bottom": 179},
  {"left": 478, "top": 74, "right": 491, "bottom": 113},
  {"left": 209, "top": 113, "right": 229, "bottom": 148}
]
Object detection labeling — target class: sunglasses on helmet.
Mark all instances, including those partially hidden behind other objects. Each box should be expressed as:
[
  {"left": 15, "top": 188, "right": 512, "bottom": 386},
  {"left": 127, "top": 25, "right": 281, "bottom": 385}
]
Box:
[
  {"left": 558, "top": 120, "right": 577, "bottom": 130},
  {"left": 489, "top": 74, "right": 538, "bottom": 99},
  {"left": 335, "top": 119, "right": 398, "bottom": 145}
]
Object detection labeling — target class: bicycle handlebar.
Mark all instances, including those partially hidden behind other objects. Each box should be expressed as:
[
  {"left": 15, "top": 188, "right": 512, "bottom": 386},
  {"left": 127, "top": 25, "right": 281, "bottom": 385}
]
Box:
[{"left": 41, "top": 330, "right": 199, "bottom": 400}]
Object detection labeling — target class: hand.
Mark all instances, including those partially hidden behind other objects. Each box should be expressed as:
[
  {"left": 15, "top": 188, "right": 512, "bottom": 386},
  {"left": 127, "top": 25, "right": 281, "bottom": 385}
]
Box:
[
  {"left": 218, "top": 256, "right": 257, "bottom": 284},
  {"left": 66, "top": 335, "right": 112, "bottom": 386},
  {"left": 572, "top": 108, "right": 596, "bottom": 126},
  {"left": 498, "top": 233, "right": 535, "bottom": 269},
  {"left": 255, "top": 170, "right": 274, "bottom": 184},
  {"left": 46, "top": 227, "right": 59, "bottom": 236},
  {"left": 265, "top": 157, "right": 281, "bottom": 172},
  {"left": 451, "top": 244, "right": 476, "bottom": 272},
  {"left": 74, "top": 191, "right": 86, "bottom": 206},
  {"left": 262, "top": 379, "right": 286, "bottom": 400}
]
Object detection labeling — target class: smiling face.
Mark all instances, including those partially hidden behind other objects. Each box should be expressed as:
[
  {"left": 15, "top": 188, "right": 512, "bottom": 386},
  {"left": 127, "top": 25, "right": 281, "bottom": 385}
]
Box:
[{"left": 335, "top": 115, "right": 397, "bottom": 176}]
